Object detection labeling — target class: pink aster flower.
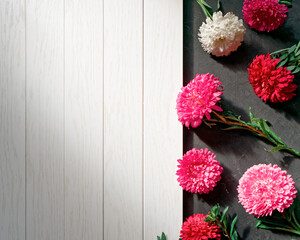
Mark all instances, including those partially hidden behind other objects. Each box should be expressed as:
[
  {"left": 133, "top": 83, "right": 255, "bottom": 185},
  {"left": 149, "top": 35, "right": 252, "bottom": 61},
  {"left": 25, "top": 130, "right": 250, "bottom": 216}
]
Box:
[
  {"left": 177, "top": 148, "right": 223, "bottom": 194},
  {"left": 243, "top": 0, "right": 289, "bottom": 32},
  {"left": 237, "top": 164, "right": 297, "bottom": 217},
  {"left": 248, "top": 54, "right": 296, "bottom": 103},
  {"left": 176, "top": 73, "right": 223, "bottom": 129},
  {"left": 180, "top": 213, "right": 221, "bottom": 240}
]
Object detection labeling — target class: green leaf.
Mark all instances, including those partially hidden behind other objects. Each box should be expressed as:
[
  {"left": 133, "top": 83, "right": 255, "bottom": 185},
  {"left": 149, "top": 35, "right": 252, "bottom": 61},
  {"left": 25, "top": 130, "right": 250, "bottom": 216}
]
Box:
[
  {"left": 256, "top": 223, "right": 278, "bottom": 230},
  {"left": 221, "top": 206, "right": 229, "bottom": 222},
  {"left": 157, "top": 232, "right": 166, "bottom": 240},
  {"left": 268, "top": 145, "right": 287, "bottom": 152},
  {"left": 277, "top": 57, "right": 289, "bottom": 67},
  {"left": 295, "top": 41, "right": 300, "bottom": 53},
  {"left": 292, "top": 67, "right": 300, "bottom": 74},
  {"left": 288, "top": 44, "right": 297, "bottom": 54},
  {"left": 200, "top": 0, "right": 212, "bottom": 8},
  {"left": 230, "top": 216, "right": 238, "bottom": 236},
  {"left": 279, "top": 0, "right": 292, "bottom": 7},
  {"left": 216, "top": 0, "right": 221, "bottom": 11},
  {"left": 279, "top": 52, "right": 289, "bottom": 61},
  {"left": 231, "top": 231, "right": 239, "bottom": 240},
  {"left": 287, "top": 66, "right": 296, "bottom": 72}
]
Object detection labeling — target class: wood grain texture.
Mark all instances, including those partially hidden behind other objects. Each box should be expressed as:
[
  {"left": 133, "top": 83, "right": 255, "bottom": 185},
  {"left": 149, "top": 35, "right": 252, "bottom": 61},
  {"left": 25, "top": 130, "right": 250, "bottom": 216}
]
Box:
[
  {"left": 0, "top": 1, "right": 25, "bottom": 239},
  {"left": 65, "top": 0, "right": 103, "bottom": 239},
  {"left": 26, "top": 0, "right": 64, "bottom": 239},
  {"left": 144, "top": 0, "right": 183, "bottom": 239},
  {"left": 103, "top": 0, "right": 143, "bottom": 239}
]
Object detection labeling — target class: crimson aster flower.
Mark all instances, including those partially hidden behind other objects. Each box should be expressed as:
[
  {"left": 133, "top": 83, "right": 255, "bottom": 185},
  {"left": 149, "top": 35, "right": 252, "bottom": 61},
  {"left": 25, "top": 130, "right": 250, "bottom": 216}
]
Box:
[
  {"left": 248, "top": 54, "right": 296, "bottom": 103},
  {"left": 176, "top": 73, "right": 223, "bottom": 129},
  {"left": 237, "top": 164, "right": 297, "bottom": 217},
  {"left": 243, "top": 0, "right": 289, "bottom": 32},
  {"left": 180, "top": 213, "right": 221, "bottom": 240},
  {"left": 176, "top": 148, "right": 223, "bottom": 194}
]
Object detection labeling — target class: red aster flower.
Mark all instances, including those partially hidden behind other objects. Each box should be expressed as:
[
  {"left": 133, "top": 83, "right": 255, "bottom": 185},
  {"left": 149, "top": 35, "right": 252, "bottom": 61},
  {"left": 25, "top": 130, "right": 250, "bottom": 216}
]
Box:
[
  {"left": 180, "top": 213, "right": 221, "bottom": 240},
  {"left": 243, "top": 0, "right": 289, "bottom": 32},
  {"left": 248, "top": 54, "right": 296, "bottom": 103},
  {"left": 176, "top": 148, "right": 223, "bottom": 194},
  {"left": 176, "top": 73, "right": 223, "bottom": 129},
  {"left": 237, "top": 164, "right": 297, "bottom": 217}
]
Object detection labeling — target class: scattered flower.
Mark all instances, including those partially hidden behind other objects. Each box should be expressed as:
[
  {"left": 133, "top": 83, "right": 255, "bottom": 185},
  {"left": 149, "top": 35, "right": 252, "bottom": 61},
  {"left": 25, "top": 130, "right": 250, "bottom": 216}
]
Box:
[
  {"left": 180, "top": 213, "right": 221, "bottom": 240},
  {"left": 248, "top": 54, "right": 296, "bottom": 103},
  {"left": 237, "top": 164, "right": 297, "bottom": 217},
  {"left": 176, "top": 148, "right": 223, "bottom": 194},
  {"left": 243, "top": 0, "right": 289, "bottom": 32},
  {"left": 199, "top": 11, "right": 246, "bottom": 56},
  {"left": 176, "top": 73, "right": 223, "bottom": 129}
]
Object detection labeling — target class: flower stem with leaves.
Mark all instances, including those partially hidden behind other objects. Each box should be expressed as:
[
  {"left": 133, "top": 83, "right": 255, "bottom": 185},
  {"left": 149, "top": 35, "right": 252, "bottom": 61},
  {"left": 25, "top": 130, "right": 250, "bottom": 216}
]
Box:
[
  {"left": 196, "top": 0, "right": 221, "bottom": 20},
  {"left": 204, "top": 204, "right": 239, "bottom": 240},
  {"left": 203, "top": 107, "right": 300, "bottom": 157},
  {"left": 270, "top": 41, "right": 300, "bottom": 74},
  {"left": 256, "top": 198, "right": 300, "bottom": 236}
]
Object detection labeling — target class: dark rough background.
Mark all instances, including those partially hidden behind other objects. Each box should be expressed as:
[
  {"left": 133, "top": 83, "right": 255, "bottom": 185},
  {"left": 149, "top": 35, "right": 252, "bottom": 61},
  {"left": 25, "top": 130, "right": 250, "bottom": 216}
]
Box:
[{"left": 183, "top": 0, "right": 300, "bottom": 239}]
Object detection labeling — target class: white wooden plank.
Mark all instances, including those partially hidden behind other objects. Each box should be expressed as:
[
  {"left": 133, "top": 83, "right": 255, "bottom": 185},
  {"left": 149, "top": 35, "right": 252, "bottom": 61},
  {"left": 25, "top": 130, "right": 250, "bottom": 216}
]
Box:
[
  {"left": 26, "top": 0, "right": 64, "bottom": 239},
  {"left": 64, "top": 0, "right": 103, "bottom": 239},
  {"left": 0, "top": 1, "right": 25, "bottom": 239},
  {"left": 103, "top": 0, "right": 143, "bottom": 239},
  {"left": 144, "top": 0, "right": 183, "bottom": 239}
]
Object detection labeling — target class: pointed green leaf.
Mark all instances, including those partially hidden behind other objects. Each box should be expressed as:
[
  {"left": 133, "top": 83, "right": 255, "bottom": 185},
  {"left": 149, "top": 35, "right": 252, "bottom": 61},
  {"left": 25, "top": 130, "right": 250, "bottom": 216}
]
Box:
[
  {"left": 279, "top": 1, "right": 292, "bottom": 7},
  {"left": 277, "top": 57, "right": 289, "bottom": 67},
  {"left": 279, "top": 52, "right": 289, "bottom": 60},
  {"left": 287, "top": 66, "right": 297, "bottom": 71},
  {"left": 216, "top": 0, "right": 221, "bottom": 11},
  {"left": 201, "top": 0, "right": 212, "bottom": 8},
  {"left": 230, "top": 216, "right": 238, "bottom": 236},
  {"left": 231, "top": 231, "right": 238, "bottom": 240},
  {"left": 288, "top": 44, "right": 297, "bottom": 54},
  {"left": 221, "top": 206, "right": 229, "bottom": 222},
  {"left": 268, "top": 145, "right": 287, "bottom": 152},
  {"left": 292, "top": 67, "right": 300, "bottom": 74}
]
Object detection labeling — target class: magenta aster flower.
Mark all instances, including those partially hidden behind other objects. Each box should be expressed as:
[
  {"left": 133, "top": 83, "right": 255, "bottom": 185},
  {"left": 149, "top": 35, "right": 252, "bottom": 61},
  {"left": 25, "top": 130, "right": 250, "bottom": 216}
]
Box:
[
  {"left": 243, "top": 0, "right": 289, "bottom": 32},
  {"left": 177, "top": 148, "right": 223, "bottom": 194},
  {"left": 238, "top": 164, "right": 297, "bottom": 217},
  {"left": 180, "top": 213, "right": 221, "bottom": 240},
  {"left": 176, "top": 73, "right": 223, "bottom": 129}
]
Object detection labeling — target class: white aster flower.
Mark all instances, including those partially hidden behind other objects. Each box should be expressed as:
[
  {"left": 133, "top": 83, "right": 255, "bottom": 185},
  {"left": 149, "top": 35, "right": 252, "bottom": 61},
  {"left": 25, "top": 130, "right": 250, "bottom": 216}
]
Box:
[{"left": 198, "top": 11, "right": 246, "bottom": 57}]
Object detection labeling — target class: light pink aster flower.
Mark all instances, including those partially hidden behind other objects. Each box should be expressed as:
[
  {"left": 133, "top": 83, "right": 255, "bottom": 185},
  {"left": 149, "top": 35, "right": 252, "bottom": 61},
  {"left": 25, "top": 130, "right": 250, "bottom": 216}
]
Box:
[
  {"left": 176, "top": 73, "right": 223, "bottom": 129},
  {"left": 243, "top": 0, "right": 289, "bottom": 32},
  {"left": 237, "top": 164, "right": 297, "bottom": 217},
  {"left": 176, "top": 148, "right": 223, "bottom": 194}
]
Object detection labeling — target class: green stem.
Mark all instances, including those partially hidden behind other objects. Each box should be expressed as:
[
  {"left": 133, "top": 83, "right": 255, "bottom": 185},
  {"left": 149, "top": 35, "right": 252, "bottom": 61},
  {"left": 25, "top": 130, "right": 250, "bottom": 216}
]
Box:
[
  {"left": 208, "top": 111, "right": 300, "bottom": 158},
  {"left": 270, "top": 48, "right": 289, "bottom": 57},
  {"left": 292, "top": 211, "right": 300, "bottom": 230},
  {"left": 196, "top": 0, "right": 213, "bottom": 19},
  {"left": 272, "top": 227, "right": 300, "bottom": 236},
  {"left": 215, "top": 219, "right": 232, "bottom": 240}
]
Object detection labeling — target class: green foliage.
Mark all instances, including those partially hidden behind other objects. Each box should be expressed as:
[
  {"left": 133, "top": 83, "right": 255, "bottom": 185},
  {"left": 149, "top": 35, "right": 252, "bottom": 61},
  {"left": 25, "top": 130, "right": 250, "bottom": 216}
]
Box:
[
  {"left": 278, "top": 0, "right": 293, "bottom": 8},
  {"left": 220, "top": 108, "right": 300, "bottom": 157},
  {"left": 157, "top": 232, "right": 166, "bottom": 240},
  {"left": 196, "top": 0, "right": 222, "bottom": 19},
  {"left": 255, "top": 198, "right": 300, "bottom": 236},
  {"left": 271, "top": 41, "right": 300, "bottom": 75},
  {"left": 204, "top": 204, "right": 239, "bottom": 240}
]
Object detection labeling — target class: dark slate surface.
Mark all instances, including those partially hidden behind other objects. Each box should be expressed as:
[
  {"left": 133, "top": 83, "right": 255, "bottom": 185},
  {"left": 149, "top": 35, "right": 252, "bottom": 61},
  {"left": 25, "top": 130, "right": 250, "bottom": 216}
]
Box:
[{"left": 183, "top": 1, "right": 300, "bottom": 239}]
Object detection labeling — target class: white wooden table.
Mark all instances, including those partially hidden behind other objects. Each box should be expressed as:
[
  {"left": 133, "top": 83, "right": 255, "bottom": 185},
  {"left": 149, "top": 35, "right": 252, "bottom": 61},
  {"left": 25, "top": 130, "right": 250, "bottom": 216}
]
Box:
[{"left": 0, "top": 0, "right": 182, "bottom": 239}]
